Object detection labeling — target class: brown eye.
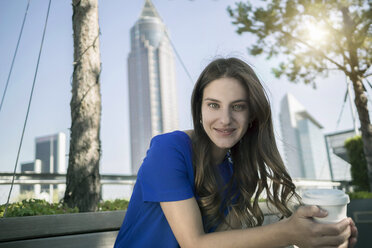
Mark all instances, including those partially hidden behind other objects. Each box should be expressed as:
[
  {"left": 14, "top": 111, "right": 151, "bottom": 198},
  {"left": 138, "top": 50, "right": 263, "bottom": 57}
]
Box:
[
  {"left": 232, "top": 104, "right": 245, "bottom": 111},
  {"left": 208, "top": 103, "right": 219, "bottom": 109}
]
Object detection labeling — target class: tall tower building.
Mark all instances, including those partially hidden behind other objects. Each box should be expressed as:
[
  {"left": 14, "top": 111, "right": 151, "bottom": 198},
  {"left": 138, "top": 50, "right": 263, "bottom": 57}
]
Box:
[
  {"left": 280, "top": 93, "right": 331, "bottom": 180},
  {"left": 128, "top": 0, "right": 178, "bottom": 174}
]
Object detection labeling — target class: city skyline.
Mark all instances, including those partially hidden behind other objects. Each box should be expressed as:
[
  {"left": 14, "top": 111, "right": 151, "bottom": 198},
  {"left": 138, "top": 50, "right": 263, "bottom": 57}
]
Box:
[{"left": 0, "top": 0, "right": 367, "bottom": 203}]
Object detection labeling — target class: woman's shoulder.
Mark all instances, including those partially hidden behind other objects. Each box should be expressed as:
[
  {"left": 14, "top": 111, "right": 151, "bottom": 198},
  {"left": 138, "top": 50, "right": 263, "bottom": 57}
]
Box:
[
  {"left": 141, "top": 130, "right": 194, "bottom": 171},
  {"left": 151, "top": 130, "right": 193, "bottom": 146}
]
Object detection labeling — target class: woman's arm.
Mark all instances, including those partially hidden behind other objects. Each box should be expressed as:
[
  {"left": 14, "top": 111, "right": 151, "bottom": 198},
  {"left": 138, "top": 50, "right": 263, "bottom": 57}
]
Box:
[{"left": 161, "top": 197, "right": 352, "bottom": 248}]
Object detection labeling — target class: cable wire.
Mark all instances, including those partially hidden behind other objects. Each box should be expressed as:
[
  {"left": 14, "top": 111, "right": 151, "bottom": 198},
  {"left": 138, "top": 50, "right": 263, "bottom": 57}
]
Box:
[
  {"left": 3, "top": 0, "right": 52, "bottom": 218},
  {"left": 365, "top": 78, "right": 372, "bottom": 91},
  {"left": 335, "top": 88, "right": 348, "bottom": 130},
  {"left": 363, "top": 79, "right": 372, "bottom": 106},
  {"left": 164, "top": 30, "right": 194, "bottom": 84},
  {"left": 0, "top": 0, "right": 31, "bottom": 114}
]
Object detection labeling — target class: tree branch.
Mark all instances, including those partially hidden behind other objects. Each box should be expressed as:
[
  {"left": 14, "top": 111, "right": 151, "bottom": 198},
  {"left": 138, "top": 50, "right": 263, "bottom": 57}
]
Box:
[
  {"left": 318, "top": 67, "right": 342, "bottom": 71},
  {"left": 322, "top": 18, "right": 350, "bottom": 61},
  {"left": 281, "top": 30, "right": 347, "bottom": 72}
]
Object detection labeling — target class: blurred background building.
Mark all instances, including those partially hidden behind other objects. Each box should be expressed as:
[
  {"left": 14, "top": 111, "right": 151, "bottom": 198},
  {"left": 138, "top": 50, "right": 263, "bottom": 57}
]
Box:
[
  {"left": 20, "top": 159, "right": 41, "bottom": 195},
  {"left": 128, "top": 0, "right": 178, "bottom": 174},
  {"left": 280, "top": 93, "right": 332, "bottom": 180},
  {"left": 325, "top": 129, "right": 354, "bottom": 181},
  {"left": 19, "top": 132, "right": 66, "bottom": 202}
]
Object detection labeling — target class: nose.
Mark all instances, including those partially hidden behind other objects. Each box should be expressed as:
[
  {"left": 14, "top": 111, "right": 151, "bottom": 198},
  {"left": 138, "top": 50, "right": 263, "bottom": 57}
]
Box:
[{"left": 219, "top": 108, "right": 232, "bottom": 125}]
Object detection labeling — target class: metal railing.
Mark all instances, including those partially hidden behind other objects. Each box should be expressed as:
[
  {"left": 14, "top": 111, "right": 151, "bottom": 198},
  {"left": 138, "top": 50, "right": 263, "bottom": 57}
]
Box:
[{"left": 0, "top": 173, "right": 137, "bottom": 185}]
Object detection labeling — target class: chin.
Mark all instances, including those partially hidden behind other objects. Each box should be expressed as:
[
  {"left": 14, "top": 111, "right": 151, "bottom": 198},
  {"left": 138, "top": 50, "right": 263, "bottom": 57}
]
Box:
[{"left": 214, "top": 140, "right": 238, "bottom": 150}]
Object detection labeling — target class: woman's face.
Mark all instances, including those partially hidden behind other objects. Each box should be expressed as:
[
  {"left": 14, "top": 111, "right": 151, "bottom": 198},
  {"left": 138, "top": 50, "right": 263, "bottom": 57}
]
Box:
[{"left": 201, "top": 77, "right": 250, "bottom": 155}]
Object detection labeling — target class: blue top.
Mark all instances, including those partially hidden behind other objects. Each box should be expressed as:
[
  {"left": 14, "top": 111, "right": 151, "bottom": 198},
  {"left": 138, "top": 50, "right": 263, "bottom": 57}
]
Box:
[{"left": 114, "top": 131, "right": 233, "bottom": 248}]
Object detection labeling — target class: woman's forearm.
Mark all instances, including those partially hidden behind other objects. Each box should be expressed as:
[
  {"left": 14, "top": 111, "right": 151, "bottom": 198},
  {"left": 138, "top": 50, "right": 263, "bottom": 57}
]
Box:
[{"left": 195, "top": 219, "right": 291, "bottom": 248}]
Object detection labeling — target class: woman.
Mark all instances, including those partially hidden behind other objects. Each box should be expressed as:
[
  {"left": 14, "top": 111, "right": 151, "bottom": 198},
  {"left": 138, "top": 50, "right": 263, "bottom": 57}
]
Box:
[{"left": 114, "top": 57, "right": 357, "bottom": 247}]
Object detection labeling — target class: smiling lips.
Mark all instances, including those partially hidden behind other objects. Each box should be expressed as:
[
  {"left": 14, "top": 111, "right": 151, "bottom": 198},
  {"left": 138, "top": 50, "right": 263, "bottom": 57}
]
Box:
[{"left": 214, "top": 128, "right": 235, "bottom": 136}]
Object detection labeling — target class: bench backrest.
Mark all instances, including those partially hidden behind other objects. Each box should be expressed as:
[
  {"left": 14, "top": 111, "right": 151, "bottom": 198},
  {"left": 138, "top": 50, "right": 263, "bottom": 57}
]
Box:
[{"left": 0, "top": 210, "right": 126, "bottom": 248}]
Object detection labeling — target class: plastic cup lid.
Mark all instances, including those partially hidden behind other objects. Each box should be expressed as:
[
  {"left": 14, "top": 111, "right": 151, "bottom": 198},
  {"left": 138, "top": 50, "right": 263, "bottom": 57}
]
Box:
[{"left": 302, "top": 189, "right": 350, "bottom": 206}]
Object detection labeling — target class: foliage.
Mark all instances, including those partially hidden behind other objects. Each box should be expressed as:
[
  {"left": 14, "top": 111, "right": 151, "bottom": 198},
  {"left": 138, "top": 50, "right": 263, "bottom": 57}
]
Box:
[
  {"left": 0, "top": 199, "right": 78, "bottom": 218},
  {"left": 227, "top": 0, "right": 372, "bottom": 87},
  {"left": 348, "top": 191, "right": 372, "bottom": 199},
  {"left": 0, "top": 198, "right": 130, "bottom": 218},
  {"left": 16, "top": 189, "right": 63, "bottom": 203},
  {"left": 228, "top": 0, "right": 372, "bottom": 193},
  {"left": 345, "top": 136, "right": 369, "bottom": 191},
  {"left": 98, "top": 199, "right": 129, "bottom": 211}
]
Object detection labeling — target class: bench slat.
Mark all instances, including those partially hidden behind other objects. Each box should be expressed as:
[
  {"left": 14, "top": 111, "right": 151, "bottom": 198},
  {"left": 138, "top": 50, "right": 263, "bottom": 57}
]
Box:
[
  {"left": 0, "top": 210, "right": 125, "bottom": 242},
  {"left": 0, "top": 231, "right": 119, "bottom": 248}
]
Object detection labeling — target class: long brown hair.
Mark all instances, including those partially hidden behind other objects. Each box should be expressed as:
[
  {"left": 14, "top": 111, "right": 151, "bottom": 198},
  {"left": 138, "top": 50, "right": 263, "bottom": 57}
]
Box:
[{"left": 191, "top": 57, "right": 298, "bottom": 231}]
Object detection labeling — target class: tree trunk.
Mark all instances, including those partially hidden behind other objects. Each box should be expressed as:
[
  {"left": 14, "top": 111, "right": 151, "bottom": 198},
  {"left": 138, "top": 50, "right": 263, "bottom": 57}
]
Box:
[
  {"left": 350, "top": 74, "right": 372, "bottom": 192},
  {"left": 64, "top": 0, "right": 102, "bottom": 212},
  {"left": 341, "top": 6, "right": 372, "bottom": 192}
]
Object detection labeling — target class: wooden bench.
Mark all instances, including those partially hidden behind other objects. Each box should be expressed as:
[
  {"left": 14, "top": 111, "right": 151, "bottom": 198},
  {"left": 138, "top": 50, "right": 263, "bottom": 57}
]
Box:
[
  {"left": 0, "top": 204, "right": 282, "bottom": 247},
  {"left": 0, "top": 210, "right": 126, "bottom": 248}
]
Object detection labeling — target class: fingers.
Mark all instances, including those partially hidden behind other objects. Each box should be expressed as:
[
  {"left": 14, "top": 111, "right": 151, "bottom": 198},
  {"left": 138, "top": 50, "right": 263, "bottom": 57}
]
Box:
[
  {"left": 320, "top": 218, "right": 350, "bottom": 236},
  {"left": 349, "top": 237, "right": 357, "bottom": 248},
  {"left": 296, "top": 205, "right": 328, "bottom": 218},
  {"left": 349, "top": 218, "right": 358, "bottom": 237},
  {"left": 315, "top": 223, "right": 350, "bottom": 246},
  {"left": 348, "top": 218, "right": 358, "bottom": 248},
  {"left": 290, "top": 207, "right": 354, "bottom": 248}
]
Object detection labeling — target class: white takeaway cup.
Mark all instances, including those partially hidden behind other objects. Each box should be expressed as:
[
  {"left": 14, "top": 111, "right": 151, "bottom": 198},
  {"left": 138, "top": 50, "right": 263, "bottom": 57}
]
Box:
[{"left": 302, "top": 189, "right": 350, "bottom": 224}]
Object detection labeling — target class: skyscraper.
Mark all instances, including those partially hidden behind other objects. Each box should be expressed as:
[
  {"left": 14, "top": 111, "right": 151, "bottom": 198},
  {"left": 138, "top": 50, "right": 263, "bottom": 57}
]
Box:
[
  {"left": 35, "top": 132, "right": 66, "bottom": 174},
  {"left": 20, "top": 160, "right": 41, "bottom": 194},
  {"left": 18, "top": 132, "right": 66, "bottom": 202},
  {"left": 128, "top": 0, "right": 178, "bottom": 174},
  {"left": 280, "top": 93, "right": 331, "bottom": 180},
  {"left": 35, "top": 132, "right": 66, "bottom": 196}
]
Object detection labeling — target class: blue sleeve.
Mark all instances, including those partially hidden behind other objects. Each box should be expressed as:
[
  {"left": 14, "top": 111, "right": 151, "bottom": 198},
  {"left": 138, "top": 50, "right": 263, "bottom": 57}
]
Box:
[{"left": 138, "top": 134, "right": 194, "bottom": 202}]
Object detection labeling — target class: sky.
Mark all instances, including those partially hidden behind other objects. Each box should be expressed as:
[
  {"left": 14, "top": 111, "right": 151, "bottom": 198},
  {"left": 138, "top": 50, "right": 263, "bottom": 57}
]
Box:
[{"left": 0, "top": 0, "right": 368, "bottom": 202}]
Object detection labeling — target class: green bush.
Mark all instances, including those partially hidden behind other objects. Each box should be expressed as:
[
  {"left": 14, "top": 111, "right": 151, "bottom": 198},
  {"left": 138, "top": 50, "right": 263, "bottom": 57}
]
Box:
[
  {"left": 0, "top": 199, "right": 78, "bottom": 218},
  {"left": 347, "top": 191, "right": 372, "bottom": 200},
  {"left": 344, "top": 136, "right": 369, "bottom": 191},
  {"left": 0, "top": 198, "right": 130, "bottom": 218},
  {"left": 98, "top": 199, "right": 129, "bottom": 211}
]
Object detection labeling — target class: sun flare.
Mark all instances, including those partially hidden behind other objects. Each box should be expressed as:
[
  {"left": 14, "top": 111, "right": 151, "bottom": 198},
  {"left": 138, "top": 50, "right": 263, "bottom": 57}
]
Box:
[{"left": 305, "top": 21, "right": 328, "bottom": 44}]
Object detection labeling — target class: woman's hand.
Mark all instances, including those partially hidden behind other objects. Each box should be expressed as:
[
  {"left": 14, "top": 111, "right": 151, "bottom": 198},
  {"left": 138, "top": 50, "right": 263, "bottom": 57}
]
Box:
[
  {"left": 286, "top": 205, "right": 352, "bottom": 248},
  {"left": 160, "top": 199, "right": 357, "bottom": 248},
  {"left": 348, "top": 217, "right": 358, "bottom": 247}
]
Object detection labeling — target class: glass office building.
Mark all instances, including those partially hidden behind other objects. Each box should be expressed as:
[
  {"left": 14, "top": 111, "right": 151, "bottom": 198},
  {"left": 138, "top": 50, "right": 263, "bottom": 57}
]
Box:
[
  {"left": 19, "top": 132, "right": 66, "bottom": 201},
  {"left": 128, "top": 0, "right": 178, "bottom": 174},
  {"left": 280, "top": 93, "right": 331, "bottom": 180},
  {"left": 325, "top": 130, "right": 354, "bottom": 181},
  {"left": 35, "top": 132, "right": 66, "bottom": 194}
]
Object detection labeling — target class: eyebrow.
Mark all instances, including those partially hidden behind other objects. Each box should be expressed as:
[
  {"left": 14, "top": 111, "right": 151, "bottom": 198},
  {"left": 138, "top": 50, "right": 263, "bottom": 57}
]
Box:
[{"left": 203, "top": 97, "right": 248, "bottom": 104}]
